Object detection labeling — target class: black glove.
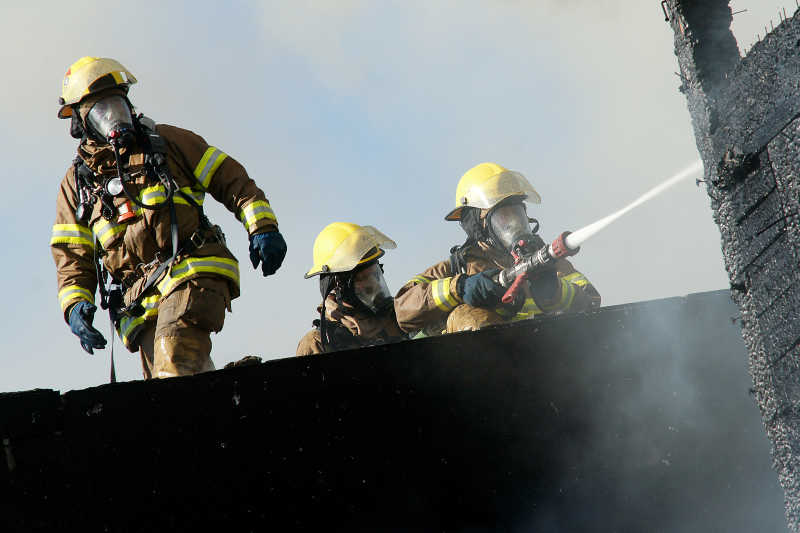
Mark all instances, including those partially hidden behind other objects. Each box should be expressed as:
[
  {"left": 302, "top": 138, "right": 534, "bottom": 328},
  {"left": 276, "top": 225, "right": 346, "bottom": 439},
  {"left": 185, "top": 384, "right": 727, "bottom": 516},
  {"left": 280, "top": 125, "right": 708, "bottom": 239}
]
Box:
[
  {"left": 459, "top": 269, "right": 505, "bottom": 308},
  {"left": 529, "top": 269, "right": 561, "bottom": 303},
  {"left": 249, "top": 230, "right": 287, "bottom": 277},
  {"left": 68, "top": 301, "right": 107, "bottom": 354}
]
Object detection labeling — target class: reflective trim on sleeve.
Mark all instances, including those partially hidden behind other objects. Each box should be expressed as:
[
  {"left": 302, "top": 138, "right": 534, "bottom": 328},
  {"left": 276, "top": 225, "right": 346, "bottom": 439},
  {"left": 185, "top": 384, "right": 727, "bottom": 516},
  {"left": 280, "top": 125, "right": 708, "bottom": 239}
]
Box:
[
  {"left": 407, "top": 275, "right": 434, "bottom": 286},
  {"left": 193, "top": 147, "right": 228, "bottom": 190},
  {"left": 562, "top": 271, "right": 589, "bottom": 288},
  {"left": 156, "top": 256, "right": 240, "bottom": 295},
  {"left": 51, "top": 224, "right": 94, "bottom": 249},
  {"left": 239, "top": 200, "right": 277, "bottom": 232},
  {"left": 430, "top": 277, "right": 459, "bottom": 312},
  {"left": 92, "top": 218, "right": 128, "bottom": 249},
  {"left": 117, "top": 293, "right": 160, "bottom": 348},
  {"left": 58, "top": 285, "right": 94, "bottom": 312}
]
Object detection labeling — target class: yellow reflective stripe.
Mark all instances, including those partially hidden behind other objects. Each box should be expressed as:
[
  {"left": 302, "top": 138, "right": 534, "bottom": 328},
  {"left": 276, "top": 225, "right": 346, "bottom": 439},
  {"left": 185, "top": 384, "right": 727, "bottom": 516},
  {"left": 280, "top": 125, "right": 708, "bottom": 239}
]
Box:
[
  {"left": 431, "top": 277, "right": 459, "bottom": 312},
  {"left": 117, "top": 294, "right": 160, "bottom": 347},
  {"left": 561, "top": 280, "right": 576, "bottom": 310},
  {"left": 512, "top": 298, "right": 544, "bottom": 321},
  {"left": 58, "top": 285, "right": 94, "bottom": 312},
  {"left": 193, "top": 147, "right": 228, "bottom": 189},
  {"left": 51, "top": 224, "right": 94, "bottom": 248},
  {"left": 407, "top": 275, "right": 433, "bottom": 286},
  {"left": 176, "top": 187, "right": 205, "bottom": 206},
  {"left": 562, "top": 272, "right": 589, "bottom": 288},
  {"left": 156, "top": 256, "right": 240, "bottom": 295},
  {"left": 138, "top": 185, "right": 205, "bottom": 207},
  {"left": 92, "top": 218, "right": 127, "bottom": 248},
  {"left": 239, "top": 200, "right": 276, "bottom": 232}
]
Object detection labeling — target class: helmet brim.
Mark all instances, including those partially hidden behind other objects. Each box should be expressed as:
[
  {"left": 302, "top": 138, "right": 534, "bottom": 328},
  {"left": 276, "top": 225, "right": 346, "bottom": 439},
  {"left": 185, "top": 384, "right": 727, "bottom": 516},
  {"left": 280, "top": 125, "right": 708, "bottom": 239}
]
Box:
[{"left": 305, "top": 247, "right": 387, "bottom": 279}]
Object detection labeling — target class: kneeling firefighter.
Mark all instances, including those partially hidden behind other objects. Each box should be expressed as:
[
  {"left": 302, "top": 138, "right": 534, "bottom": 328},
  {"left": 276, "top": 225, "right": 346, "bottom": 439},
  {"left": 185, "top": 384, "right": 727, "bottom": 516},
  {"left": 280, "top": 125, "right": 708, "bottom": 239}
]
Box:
[
  {"left": 50, "top": 56, "right": 287, "bottom": 379},
  {"left": 394, "top": 162, "right": 601, "bottom": 335},
  {"left": 296, "top": 222, "right": 407, "bottom": 355}
]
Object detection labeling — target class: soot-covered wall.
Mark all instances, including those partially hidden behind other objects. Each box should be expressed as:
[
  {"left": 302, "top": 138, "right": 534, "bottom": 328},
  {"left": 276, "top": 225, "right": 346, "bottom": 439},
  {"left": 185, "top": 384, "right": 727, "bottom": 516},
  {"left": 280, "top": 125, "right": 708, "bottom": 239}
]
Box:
[
  {"left": 667, "top": 1, "right": 800, "bottom": 529},
  {"left": 0, "top": 291, "right": 785, "bottom": 531}
]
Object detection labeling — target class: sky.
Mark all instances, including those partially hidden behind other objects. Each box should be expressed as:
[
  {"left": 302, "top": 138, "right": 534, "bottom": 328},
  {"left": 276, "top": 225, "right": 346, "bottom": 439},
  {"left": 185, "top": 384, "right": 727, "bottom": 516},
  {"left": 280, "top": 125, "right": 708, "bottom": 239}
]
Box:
[{"left": 0, "top": 0, "right": 793, "bottom": 393}]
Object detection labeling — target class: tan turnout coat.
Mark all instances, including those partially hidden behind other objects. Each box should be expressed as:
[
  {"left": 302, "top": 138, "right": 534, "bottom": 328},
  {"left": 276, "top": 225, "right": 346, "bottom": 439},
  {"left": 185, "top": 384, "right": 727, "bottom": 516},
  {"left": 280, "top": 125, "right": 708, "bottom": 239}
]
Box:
[
  {"left": 394, "top": 241, "right": 601, "bottom": 335},
  {"left": 51, "top": 124, "right": 278, "bottom": 349}
]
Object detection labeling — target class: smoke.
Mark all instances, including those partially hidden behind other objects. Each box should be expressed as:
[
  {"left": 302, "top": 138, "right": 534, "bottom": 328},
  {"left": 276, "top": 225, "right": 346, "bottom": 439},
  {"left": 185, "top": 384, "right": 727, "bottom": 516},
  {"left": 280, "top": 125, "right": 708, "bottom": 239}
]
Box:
[{"left": 417, "top": 292, "right": 786, "bottom": 531}]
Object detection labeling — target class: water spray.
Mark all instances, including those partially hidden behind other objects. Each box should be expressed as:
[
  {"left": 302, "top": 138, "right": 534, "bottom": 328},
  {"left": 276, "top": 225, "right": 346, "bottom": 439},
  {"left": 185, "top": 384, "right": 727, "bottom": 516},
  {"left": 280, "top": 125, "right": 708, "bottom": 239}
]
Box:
[{"left": 498, "top": 160, "right": 705, "bottom": 296}]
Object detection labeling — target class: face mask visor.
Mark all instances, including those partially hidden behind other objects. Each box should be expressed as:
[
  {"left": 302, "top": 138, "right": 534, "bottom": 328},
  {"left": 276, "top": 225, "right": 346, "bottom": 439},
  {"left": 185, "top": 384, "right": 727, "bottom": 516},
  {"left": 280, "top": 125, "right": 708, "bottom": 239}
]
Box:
[
  {"left": 352, "top": 262, "right": 393, "bottom": 314},
  {"left": 85, "top": 95, "right": 135, "bottom": 145},
  {"left": 489, "top": 202, "right": 534, "bottom": 250}
]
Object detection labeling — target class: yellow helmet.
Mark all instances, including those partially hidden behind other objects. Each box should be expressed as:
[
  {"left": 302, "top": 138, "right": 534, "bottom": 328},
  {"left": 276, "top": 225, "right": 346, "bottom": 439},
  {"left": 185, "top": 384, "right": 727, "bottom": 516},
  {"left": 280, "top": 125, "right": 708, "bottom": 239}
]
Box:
[
  {"left": 58, "top": 56, "right": 137, "bottom": 119},
  {"left": 305, "top": 222, "right": 396, "bottom": 278},
  {"left": 444, "top": 162, "right": 541, "bottom": 221}
]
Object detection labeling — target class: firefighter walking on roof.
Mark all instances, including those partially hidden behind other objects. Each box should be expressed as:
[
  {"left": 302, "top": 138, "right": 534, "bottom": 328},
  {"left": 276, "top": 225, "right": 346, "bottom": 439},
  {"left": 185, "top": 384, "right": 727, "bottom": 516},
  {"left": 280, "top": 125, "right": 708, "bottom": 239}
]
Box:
[{"left": 50, "top": 56, "right": 287, "bottom": 379}]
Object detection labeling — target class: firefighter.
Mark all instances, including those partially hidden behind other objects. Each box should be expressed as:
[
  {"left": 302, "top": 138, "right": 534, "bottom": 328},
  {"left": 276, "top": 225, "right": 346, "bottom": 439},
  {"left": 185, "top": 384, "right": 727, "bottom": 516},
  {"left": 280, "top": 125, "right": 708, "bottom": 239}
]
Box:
[
  {"left": 297, "top": 222, "right": 406, "bottom": 355},
  {"left": 51, "top": 56, "right": 287, "bottom": 379},
  {"left": 394, "top": 162, "right": 600, "bottom": 335}
]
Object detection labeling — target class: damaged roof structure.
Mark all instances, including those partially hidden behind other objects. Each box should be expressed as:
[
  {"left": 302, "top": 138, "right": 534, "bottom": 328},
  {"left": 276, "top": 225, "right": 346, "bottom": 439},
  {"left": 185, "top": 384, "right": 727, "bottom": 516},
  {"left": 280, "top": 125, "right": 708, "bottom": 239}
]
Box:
[
  {"left": 667, "top": 0, "right": 800, "bottom": 530},
  {"left": 0, "top": 292, "right": 787, "bottom": 531}
]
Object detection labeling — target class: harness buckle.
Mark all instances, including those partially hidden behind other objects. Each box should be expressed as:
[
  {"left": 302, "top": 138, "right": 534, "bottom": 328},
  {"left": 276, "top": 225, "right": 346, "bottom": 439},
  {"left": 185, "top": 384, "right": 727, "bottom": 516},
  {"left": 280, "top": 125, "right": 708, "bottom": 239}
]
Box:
[{"left": 188, "top": 230, "right": 206, "bottom": 251}]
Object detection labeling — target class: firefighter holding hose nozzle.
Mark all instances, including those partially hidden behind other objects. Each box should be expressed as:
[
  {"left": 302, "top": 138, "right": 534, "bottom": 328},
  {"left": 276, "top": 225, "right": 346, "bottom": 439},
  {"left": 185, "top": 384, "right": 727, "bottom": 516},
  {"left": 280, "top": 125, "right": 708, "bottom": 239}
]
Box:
[{"left": 394, "top": 162, "right": 601, "bottom": 336}]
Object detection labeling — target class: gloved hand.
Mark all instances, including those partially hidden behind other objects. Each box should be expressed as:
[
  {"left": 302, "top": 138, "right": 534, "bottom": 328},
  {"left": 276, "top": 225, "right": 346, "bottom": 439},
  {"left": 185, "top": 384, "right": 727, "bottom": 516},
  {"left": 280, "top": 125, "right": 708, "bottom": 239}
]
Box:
[
  {"left": 68, "top": 301, "right": 107, "bottom": 354},
  {"left": 458, "top": 269, "right": 505, "bottom": 308},
  {"left": 529, "top": 269, "right": 561, "bottom": 303},
  {"left": 249, "top": 230, "right": 287, "bottom": 277}
]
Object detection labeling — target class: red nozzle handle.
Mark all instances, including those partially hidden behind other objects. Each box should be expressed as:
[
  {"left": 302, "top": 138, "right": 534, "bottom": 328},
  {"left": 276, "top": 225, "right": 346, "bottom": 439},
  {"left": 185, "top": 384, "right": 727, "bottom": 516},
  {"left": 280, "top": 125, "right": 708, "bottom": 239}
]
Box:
[
  {"left": 502, "top": 272, "right": 528, "bottom": 305},
  {"left": 550, "top": 231, "right": 579, "bottom": 259}
]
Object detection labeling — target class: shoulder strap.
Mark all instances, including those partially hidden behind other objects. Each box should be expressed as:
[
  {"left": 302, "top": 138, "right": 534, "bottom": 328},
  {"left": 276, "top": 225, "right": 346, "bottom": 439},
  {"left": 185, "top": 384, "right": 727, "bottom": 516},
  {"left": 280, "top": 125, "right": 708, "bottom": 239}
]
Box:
[{"left": 449, "top": 244, "right": 469, "bottom": 275}]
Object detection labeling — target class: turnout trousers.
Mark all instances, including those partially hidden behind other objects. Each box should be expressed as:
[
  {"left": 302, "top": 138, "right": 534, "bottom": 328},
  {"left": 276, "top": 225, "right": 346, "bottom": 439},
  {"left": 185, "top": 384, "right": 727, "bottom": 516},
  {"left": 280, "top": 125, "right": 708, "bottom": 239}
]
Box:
[{"left": 135, "top": 277, "right": 231, "bottom": 379}]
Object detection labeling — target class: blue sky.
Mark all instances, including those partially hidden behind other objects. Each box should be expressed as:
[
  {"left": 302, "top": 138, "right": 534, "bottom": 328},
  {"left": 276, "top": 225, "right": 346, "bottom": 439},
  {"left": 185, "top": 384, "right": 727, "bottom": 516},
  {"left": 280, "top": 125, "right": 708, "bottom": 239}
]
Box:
[{"left": 0, "top": 1, "right": 790, "bottom": 392}]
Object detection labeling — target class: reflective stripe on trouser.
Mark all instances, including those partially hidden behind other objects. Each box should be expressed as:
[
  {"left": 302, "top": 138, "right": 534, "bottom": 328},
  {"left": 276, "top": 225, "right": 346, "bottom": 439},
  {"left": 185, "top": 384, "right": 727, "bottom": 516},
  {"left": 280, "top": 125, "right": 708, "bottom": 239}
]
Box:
[
  {"left": 156, "top": 256, "right": 240, "bottom": 296},
  {"left": 58, "top": 285, "right": 94, "bottom": 313},
  {"left": 430, "top": 277, "right": 460, "bottom": 312},
  {"left": 194, "top": 147, "right": 228, "bottom": 190},
  {"left": 117, "top": 293, "right": 161, "bottom": 350},
  {"left": 445, "top": 304, "right": 505, "bottom": 333},
  {"left": 239, "top": 200, "right": 277, "bottom": 232},
  {"left": 51, "top": 223, "right": 94, "bottom": 248},
  {"left": 137, "top": 277, "right": 229, "bottom": 379}
]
